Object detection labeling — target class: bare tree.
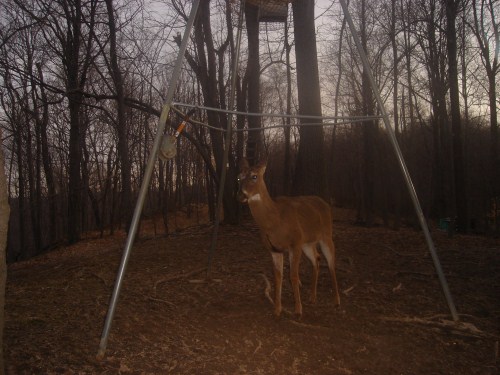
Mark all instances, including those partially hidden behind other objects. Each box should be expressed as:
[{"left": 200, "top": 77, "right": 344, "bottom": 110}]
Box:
[
  {"left": 15, "top": 0, "right": 101, "bottom": 243},
  {"left": 401, "top": 0, "right": 417, "bottom": 131},
  {"left": 244, "top": 2, "right": 262, "bottom": 165},
  {"left": 415, "top": 0, "right": 455, "bottom": 221},
  {"left": 291, "top": 0, "right": 328, "bottom": 198},
  {"left": 104, "top": 0, "right": 132, "bottom": 231},
  {"left": 446, "top": 0, "right": 468, "bottom": 233},
  {"left": 173, "top": 0, "right": 239, "bottom": 223},
  {"left": 0, "top": 128, "right": 8, "bottom": 375},
  {"left": 34, "top": 63, "right": 58, "bottom": 245},
  {"left": 468, "top": 0, "right": 500, "bottom": 229},
  {"left": 359, "top": 0, "right": 378, "bottom": 226},
  {"left": 1, "top": 66, "right": 28, "bottom": 258}
]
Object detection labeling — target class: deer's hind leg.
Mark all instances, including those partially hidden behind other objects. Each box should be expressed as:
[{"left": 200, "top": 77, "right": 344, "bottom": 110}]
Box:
[
  {"left": 302, "top": 243, "right": 320, "bottom": 304},
  {"left": 289, "top": 247, "right": 303, "bottom": 316},
  {"left": 271, "top": 252, "right": 284, "bottom": 316},
  {"left": 319, "top": 238, "right": 341, "bottom": 306}
]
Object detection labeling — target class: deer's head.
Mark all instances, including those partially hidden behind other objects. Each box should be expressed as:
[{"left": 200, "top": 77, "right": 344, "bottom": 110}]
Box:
[{"left": 237, "top": 158, "right": 267, "bottom": 204}]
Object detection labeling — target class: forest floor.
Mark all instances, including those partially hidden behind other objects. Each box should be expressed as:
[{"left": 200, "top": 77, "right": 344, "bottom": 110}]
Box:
[{"left": 4, "top": 208, "right": 500, "bottom": 374}]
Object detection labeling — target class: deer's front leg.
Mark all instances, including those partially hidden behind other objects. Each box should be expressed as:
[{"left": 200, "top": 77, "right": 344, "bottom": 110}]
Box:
[
  {"left": 289, "top": 248, "right": 303, "bottom": 317},
  {"left": 271, "top": 252, "right": 284, "bottom": 316}
]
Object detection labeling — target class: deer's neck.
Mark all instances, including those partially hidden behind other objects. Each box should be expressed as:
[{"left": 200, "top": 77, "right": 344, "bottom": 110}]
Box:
[{"left": 247, "top": 187, "right": 279, "bottom": 230}]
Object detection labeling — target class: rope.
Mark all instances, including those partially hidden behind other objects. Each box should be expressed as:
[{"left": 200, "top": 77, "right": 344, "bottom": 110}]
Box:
[{"left": 170, "top": 103, "right": 383, "bottom": 134}]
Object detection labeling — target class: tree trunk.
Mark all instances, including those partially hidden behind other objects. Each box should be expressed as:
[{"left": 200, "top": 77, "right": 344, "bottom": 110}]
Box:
[
  {"left": 423, "top": 0, "right": 455, "bottom": 221},
  {"left": 291, "top": 0, "right": 328, "bottom": 199},
  {"left": 67, "top": 95, "right": 82, "bottom": 243},
  {"left": 26, "top": 49, "right": 42, "bottom": 253},
  {"left": 105, "top": 0, "right": 132, "bottom": 231},
  {"left": 15, "top": 117, "right": 26, "bottom": 259},
  {"left": 488, "top": 70, "right": 499, "bottom": 221},
  {"left": 331, "top": 13, "right": 347, "bottom": 202},
  {"left": 36, "top": 63, "right": 58, "bottom": 245},
  {"left": 177, "top": 0, "right": 239, "bottom": 224},
  {"left": 0, "top": 128, "right": 9, "bottom": 375},
  {"left": 470, "top": 0, "right": 500, "bottom": 232},
  {"left": 446, "top": 0, "right": 468, "bottom": 233},
  {"left": 484, "top": 2, "right": 499, "bottom": 232},
  {"left": 402, "top": 0, "right": 415, "bottom": 131},
  {"left": 244, "top": 3, "right": 262, "bottom": 164},
  {"left": 391, "top": 0, "right": 401, "bottom": 229},
  {"left": 359, "top": 0, "right": 377, "bottom": 226},
  {"left": 65, "top": 0, "right": 96, "bottom": 243},
  {"left": 24, "top": 99, "right": 40, "bottom": 254},
  {"left": 284, "top": 20, "right": 293, "bottom": 195}
]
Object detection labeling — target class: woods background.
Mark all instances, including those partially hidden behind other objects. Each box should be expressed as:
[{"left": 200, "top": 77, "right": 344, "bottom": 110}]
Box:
[{"left": 0, "top": 0, "right": 499, "bottom": 262}]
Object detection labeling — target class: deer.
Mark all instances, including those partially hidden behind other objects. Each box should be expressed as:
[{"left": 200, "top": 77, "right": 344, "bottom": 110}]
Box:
[{"left": 237, "top": 158, "right": 341, "bottom": 317}]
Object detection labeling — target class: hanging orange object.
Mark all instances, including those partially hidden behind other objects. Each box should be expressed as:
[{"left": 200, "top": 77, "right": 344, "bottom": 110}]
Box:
[
  {"left": 175, "top": 121, "right": 186, "bottom": 138},
  {"left": 159, "top": 109, "right": 195, "bottom": 161}
]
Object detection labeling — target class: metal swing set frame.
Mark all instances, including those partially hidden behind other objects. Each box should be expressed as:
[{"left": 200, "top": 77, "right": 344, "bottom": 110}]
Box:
[{"left": 97, "top": 0, "right": 458, "bottom": 359}]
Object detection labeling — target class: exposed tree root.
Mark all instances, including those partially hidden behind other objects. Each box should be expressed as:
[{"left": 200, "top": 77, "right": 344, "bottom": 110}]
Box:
[{"left": 381, "top": 315, "right": 498, "bottom": 339}]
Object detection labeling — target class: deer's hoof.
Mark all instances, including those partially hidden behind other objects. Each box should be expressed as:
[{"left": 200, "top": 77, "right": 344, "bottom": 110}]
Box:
[
  {"left": 274, "top": 306, "right": 282, "bottom": 317},
  {"left": 295, "top": 305, "right": 303, "bottom": 317}
]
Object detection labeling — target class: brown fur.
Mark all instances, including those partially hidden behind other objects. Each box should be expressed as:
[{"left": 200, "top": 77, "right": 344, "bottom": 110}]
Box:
[{"left": 238, "top": 159, "right": 340, "bottom": 317}]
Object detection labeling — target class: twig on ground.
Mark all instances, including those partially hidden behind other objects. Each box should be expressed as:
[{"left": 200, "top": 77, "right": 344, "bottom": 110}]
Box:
[
  {"left": 260, "top": 273, "right": 274, "bottom": 306},
  {"left": 392, "top": 283, "right": 402, "bottom": 292},
  {"left": 342, "top": 285, "right": 356, "bottom": 295},
  {"left": 188, "top": 277, "right": 222, "bottom": 284},
  {"left": 253, "top": 340, "right": 262, "bottom": 355},
  {"left": 147, "top": 296, "right": 177, "bottom": 308},
  {"left": 396, "top": 271, "right": 434, "bottom": 279},
  {"left": 382, "top": 244, "right": 420, "bottom": 257},
  {"left": 289, "top": 320, "right": 333, "bottom": 331},
  {"left": 153, "top": 267, "right": 206, "bottom": 296},
  {"left": 381, "top": 315, "right": 498, "bottom": 339}
]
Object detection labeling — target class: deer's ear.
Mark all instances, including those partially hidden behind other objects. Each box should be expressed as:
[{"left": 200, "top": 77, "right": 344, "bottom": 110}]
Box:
[
  {"left": 256, "top": 158, "right": 267, "bottom": 174},
  {"left": 239, "top": 158, "right": 250, "bottom": 171},
  {"left": 256, "top": 156, "right": 267, "bottom": 167}
]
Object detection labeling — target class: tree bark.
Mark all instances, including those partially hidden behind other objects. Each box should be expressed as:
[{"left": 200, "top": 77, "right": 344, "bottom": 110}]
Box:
[
  {"left": 284, "top": 20, "right": 293, "bottom": 195},
  {"left": 176, "top": 0, "right": 239, "bottom": 224},
  {"left": 291, "top": 0, "right": 328, "bottom": 199},
  {"left": 0, "top": 128, "right": 9, "bottom": 375},
  {"left": 402, "top": 0, "right": 415, "bottom": 131},
  {"left": 65, "top": 0, "right": 97, "bottom": 243},
  {"left": 244, "top": 3, "right": 262, "bottom": 165},
  {"left": 421, "top": 0, "right": 455, "bottom": 221},
  {"left": 36, "top": 63, "right": 58, "bottom": 245},
  {"left": 105, "top": 0, "right": 132, "bottom": 231},
  {"left": 470, "top": 0, "right": 499, "bottom": 231},
  {"left": 391, "top": 0, "right": 401, "bottom": 229},
  {"left": 359, "top": 0, "right": 377, "bottom": 226},
  {"left": 446, "top": 0, "right": 468, "bottom": 233},
  {"left": 14, "top": 111, "right": 26, "bottom": 258}
]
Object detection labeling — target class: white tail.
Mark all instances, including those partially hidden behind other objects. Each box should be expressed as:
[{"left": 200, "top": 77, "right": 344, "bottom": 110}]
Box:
[{"left": 238, "top": 159, "right": 340, "bottom": 317}]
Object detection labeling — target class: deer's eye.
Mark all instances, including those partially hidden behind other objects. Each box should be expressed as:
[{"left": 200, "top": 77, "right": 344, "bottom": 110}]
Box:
[{"left": 251, "top": 175, "right": 257, "bottom": 180}]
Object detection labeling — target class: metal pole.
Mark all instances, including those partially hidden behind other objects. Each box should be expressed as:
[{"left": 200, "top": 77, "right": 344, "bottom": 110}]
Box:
[
  {"left": 96, "top": 0, "right": 201, "bottom": 360},
  {"left": 338, "top": 0, "right": 459, "bottom": 321},
  {"left": 206, "top": 0, "right": 246, "bottom": 278}
]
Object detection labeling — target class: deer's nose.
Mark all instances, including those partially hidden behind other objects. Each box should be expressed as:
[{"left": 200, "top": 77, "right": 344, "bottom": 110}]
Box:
[{"left": 237, "top": 187, "right": 248, "bottom": 203}]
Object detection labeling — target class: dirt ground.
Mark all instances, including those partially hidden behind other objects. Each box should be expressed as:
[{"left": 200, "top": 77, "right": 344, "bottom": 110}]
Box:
[{"left": 4, "top": 208, "right": 500, "bottom": 374}]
